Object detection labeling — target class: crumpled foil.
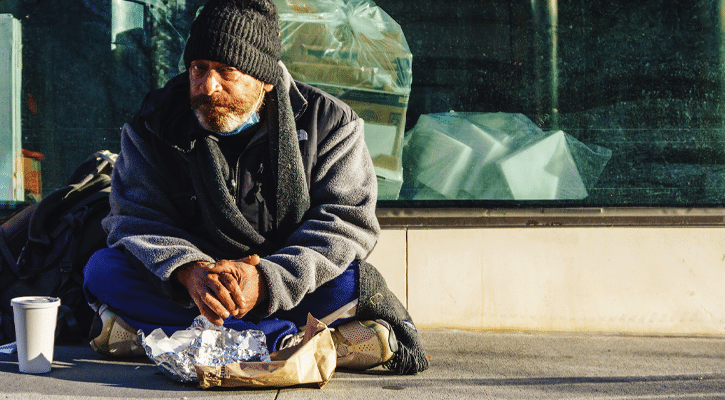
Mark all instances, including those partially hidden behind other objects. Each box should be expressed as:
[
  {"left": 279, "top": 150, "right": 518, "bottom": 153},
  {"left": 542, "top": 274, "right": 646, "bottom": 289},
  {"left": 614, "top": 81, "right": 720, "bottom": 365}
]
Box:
[
  {"left": 139, "top": 315, "right": 270, "bottom": 382},
  {"left": 0, "top": 341, "right": 17, "bottom": 355}
]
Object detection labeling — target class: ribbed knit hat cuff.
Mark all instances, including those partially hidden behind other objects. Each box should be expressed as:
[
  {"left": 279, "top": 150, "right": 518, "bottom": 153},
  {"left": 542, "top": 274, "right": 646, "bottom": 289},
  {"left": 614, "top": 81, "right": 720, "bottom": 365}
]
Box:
[
  {"left": 184, "top": 30, "right": 281, "bottom": 84},
  {"left": 182, "top": 0, "right": 282, "bottom": 84}
]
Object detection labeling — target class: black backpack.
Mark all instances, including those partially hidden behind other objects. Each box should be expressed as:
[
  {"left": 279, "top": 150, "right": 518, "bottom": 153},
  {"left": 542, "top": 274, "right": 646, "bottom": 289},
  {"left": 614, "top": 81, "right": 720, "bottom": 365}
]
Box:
[{"left": 0, "top": 150, "right": 116, "bottom": 344}]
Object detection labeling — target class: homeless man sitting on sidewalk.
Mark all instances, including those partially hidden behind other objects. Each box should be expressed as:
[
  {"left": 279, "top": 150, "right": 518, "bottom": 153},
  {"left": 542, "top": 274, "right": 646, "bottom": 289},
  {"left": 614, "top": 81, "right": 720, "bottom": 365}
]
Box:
[{"left": 82, "top": 0, "right": 428, "bottom": 374}]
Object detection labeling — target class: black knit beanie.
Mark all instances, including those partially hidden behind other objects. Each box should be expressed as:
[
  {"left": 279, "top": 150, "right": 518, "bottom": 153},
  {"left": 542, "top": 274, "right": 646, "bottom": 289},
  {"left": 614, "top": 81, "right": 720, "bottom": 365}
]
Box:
[{"left": 183, "top": 0, "right": 282, "bottom": 84}]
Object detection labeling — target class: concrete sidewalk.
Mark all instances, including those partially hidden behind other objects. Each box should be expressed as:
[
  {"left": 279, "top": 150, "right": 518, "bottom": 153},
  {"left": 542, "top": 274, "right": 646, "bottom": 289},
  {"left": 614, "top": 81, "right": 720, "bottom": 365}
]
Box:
[{"left": 1, "top": 329, "right": 725, "bottom": 399}]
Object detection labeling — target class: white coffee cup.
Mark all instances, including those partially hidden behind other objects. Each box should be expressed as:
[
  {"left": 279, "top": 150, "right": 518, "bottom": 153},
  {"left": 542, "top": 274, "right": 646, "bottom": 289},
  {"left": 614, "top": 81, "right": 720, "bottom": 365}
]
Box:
[{"left": 11, "top": 296, "right": 61, "bottom": 373}]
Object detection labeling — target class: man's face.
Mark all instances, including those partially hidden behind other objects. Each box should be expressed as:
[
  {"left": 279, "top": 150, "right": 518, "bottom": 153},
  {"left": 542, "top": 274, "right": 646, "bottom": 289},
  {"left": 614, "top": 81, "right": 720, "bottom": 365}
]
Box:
[{"left": 189, "top": 60, "right": 273, "bottom": 133}]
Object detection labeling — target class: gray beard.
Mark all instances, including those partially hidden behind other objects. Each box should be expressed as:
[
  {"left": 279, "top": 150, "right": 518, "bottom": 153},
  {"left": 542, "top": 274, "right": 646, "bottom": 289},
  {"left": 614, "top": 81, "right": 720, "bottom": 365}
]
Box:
[
  {"left": 190, "top": 86, "right": 264, "bottom": 133},
  {"left": 192, "top": 106, "right": 254, "bottom": 133}
]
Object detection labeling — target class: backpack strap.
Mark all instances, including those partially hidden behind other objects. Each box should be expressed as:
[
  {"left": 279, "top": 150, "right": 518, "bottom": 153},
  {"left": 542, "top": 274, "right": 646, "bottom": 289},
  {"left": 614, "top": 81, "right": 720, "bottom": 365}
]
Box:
[
  {"left": 56, "top": 304, "right": 81, "bottom": 340},
  {"left": 0, "top": 203, "right": 37, "bottom": 278},
  {"left": 0, "top": 234, "right": 17, "bottom": 276}
]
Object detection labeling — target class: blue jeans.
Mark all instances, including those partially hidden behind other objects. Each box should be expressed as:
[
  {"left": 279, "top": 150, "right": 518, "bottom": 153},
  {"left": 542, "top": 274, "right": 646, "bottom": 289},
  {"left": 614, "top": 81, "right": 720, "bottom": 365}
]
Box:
[{"left": 83, "top": 248, "right": 358, "bottom": 351}]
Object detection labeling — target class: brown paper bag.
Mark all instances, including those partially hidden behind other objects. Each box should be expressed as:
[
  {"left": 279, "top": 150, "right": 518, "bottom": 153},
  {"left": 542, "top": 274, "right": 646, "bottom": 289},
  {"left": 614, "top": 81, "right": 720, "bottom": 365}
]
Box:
[{"left": 195, "top": 314, "right": 336, "bottom": 389}]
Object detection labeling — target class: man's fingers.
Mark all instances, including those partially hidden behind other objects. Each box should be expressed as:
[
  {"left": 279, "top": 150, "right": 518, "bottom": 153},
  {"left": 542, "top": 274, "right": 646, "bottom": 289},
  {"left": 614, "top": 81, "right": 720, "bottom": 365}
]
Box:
[
  {"left": 199, "top": 302, "right": 225, "bottom": 326},
  {"left": 207, "top": 260, "right": 240, "bottom": 273},
  {"left": 189, "top": 274, "right": 236, "bottom": 325},
  {"left": 186, "top": 259, "right": 261, "bottom": 321},
  {"left": 203, "top": 276, "right": 239, "bottom": 319},
  {"left": 210, "top": 261, "right": 249, "bottom": 316},
  {"left": 243, "top": 254, "right": 261, "bottom": 265},
  {"left": 190, "top": 289, "right": 226, "bottom": 325},
  {"left": 219, "top": 274, "right": 247, "bottom": 318},
  {"left": 219, "top": 273, "right": 246, "bottom": 317}
]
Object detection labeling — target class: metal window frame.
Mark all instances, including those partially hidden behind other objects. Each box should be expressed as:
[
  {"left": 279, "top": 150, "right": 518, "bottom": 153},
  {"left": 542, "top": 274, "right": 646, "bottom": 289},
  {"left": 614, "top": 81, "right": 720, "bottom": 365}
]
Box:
[
  {"left": 376, "top": 206, "right": 725, "bottom": 228},
  {"left": 0, "top": 14, "right": 24, "bottom": 203}
]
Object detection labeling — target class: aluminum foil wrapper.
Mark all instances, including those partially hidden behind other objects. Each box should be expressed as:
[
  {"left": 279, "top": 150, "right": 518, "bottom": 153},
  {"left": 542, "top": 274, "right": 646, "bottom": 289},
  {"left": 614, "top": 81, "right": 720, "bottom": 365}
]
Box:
[{"left": 139, "top": 315, "right": 270, "bottom": 382}]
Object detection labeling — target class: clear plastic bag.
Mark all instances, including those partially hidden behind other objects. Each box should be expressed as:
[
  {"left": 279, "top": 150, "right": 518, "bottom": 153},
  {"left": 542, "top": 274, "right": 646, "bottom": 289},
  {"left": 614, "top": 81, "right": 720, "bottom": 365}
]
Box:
[
  {"left": 276, "top": 0, "right": 412, "bottom": 94},
  {"left": 276, "top": 0, "right": 413, "bottom": 200},
  {"left": 404, "top": 112, "right": 612, "bottom": 200}
]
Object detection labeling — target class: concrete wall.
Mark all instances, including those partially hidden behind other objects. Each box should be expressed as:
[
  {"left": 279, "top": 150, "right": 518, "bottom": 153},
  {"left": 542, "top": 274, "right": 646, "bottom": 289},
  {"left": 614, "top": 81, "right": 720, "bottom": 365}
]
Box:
[{"left": 367, "top": 227, "right": 725, "bottom": 336}]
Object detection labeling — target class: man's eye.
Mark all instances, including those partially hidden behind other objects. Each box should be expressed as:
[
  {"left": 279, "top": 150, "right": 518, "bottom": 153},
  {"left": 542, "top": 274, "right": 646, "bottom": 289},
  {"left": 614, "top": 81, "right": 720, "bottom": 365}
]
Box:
[
  {"left": 190, "top": 65, "right": 207, "bottom": 76},
  {"left": 219, "top": 68, "right": 239, "bottom": 79}
]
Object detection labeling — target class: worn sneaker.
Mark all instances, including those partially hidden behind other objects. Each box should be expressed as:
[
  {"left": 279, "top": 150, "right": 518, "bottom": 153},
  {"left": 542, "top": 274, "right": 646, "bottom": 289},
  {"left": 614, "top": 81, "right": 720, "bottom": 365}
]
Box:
[
  {"left": 88, "top": 304, "right": 145, "bottom": 357},
  {"left": 332, "top": 319, "right": 398, "bottom": 370}
]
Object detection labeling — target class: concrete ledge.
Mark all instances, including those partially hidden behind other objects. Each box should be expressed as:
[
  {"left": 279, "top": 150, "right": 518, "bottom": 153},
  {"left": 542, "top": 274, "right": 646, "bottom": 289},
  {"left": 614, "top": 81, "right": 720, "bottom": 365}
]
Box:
[{"left": 368, "top": 227, "right": 725, "bottom": 336}]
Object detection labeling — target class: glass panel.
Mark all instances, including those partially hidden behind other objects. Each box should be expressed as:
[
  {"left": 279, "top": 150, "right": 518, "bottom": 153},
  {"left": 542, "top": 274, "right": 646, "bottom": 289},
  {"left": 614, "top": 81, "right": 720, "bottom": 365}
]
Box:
[
  {"left": 2, "top": 0, "right": 723, "bottom": 208},
  {"left": 1, "top": 0, "right": 204, "bottom": 204},
  {"left": 387, "top": 0, "right": 725, "bottom": 206}
]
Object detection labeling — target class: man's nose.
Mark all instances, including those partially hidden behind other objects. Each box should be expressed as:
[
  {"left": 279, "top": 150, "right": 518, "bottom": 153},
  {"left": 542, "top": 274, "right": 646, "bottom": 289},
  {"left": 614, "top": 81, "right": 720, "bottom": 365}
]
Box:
[{"left": 201, "top": 70, "right": 222, "bottom": 95}]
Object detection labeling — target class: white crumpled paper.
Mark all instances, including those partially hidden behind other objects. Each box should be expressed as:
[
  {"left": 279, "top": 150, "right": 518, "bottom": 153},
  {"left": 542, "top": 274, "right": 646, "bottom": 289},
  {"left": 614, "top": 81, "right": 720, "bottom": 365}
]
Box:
[{"left": 139, "top": 315, "right": 270, "bottom": 383}]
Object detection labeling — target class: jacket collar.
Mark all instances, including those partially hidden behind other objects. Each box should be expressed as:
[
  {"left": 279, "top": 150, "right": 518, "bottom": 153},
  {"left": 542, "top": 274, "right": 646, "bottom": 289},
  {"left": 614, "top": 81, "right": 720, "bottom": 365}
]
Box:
[{"left": 279, "top": 62, "right": 308, "bottom": 120}]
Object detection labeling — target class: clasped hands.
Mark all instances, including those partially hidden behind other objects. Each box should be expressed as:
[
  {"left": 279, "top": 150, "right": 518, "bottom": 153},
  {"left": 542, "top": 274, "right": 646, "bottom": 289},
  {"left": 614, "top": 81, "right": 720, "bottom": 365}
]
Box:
[{"left": 175, "top": 254, "right": 267, "bottom": 326}]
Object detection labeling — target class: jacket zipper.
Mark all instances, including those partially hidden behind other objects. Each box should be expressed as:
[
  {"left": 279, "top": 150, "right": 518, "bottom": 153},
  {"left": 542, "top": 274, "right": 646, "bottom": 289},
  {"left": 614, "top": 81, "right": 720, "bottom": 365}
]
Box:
[
  {"left": 231, "top": 154, "right": 242, "bottom": 203},
  {"left": 231, "top": 141, "right": 267, "bottom": 232}
]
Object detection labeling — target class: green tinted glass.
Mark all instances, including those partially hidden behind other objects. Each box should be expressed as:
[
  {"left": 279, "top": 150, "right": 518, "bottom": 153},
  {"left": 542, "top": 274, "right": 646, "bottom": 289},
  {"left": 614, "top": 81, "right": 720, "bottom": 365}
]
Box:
[{"left": 2, "top": 0, "right": 721, "bottom": 208}]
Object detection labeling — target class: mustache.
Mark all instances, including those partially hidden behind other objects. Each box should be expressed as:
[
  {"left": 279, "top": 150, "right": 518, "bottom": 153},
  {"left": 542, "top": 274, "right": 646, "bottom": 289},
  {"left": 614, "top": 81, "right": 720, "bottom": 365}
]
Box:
[{"left": 189, "top": 94, "right": 241, "bottom": 109}]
